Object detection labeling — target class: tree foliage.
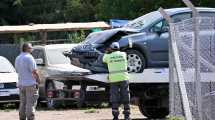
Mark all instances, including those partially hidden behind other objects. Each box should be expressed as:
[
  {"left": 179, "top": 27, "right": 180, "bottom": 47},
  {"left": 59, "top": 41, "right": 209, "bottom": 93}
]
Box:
[{"left": 1, "top": 0, "right": 215, "bottom": 25}]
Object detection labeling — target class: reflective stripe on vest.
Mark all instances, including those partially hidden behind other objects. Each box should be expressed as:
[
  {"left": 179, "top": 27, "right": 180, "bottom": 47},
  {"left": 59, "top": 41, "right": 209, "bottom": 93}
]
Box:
[{"left": 109, "top": 70, "right": 127, "bottom": 74}]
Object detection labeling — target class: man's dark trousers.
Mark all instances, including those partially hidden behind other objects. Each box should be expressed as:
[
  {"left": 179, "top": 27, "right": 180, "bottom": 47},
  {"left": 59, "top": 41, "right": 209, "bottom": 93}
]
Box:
[{"left": 110, "top": 80, "right": 130, "bottom": 119}]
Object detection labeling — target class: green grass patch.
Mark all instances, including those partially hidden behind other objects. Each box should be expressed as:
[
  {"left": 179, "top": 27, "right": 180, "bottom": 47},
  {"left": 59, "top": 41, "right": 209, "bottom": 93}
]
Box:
[
  {"left": 84, "top": 108, "right": 98, "bottom": 113},
  {"left": 167, "top": 116, "right": 185, "bottom": 120}
]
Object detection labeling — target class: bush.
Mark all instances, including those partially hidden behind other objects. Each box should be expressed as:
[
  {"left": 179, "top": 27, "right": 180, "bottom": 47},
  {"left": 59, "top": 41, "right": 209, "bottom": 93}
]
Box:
[{"left": 68, "top": 30, "right": 86, "bottom": 43}]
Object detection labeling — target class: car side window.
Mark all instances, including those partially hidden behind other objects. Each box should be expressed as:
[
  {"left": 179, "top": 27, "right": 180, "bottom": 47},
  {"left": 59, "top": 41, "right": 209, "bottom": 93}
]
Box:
[
  {"left": 199, "top": 12, "right": 215, "bottom": 17},
  {"left": 171, "top": 13, "right": 191, "bottom": 23},
  {"left": 32, "top": 49, "right": 45, "bottom": 63},
  {"left": 150, "top": 20, "right": 169, "bottom": 33}
]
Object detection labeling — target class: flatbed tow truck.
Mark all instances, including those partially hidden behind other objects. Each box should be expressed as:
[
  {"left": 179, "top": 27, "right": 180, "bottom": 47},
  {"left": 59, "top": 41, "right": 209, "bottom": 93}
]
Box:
[
  {"left": 32, "top": 44, "right": 169, "bottom": 118},
  {"left": 84, "top": 68, "right": 169, "bottom": 119},
  {"left": 46, "top": 68, "right": 169, "bottom": 119}
]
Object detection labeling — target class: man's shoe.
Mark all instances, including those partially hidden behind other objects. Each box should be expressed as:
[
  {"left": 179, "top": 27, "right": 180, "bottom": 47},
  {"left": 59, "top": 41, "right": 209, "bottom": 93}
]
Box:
[
  {"left": 125, "top": 118, "right": 131, "bottom": 120},
  {"left": 113, "top": 117, "right": 119, "bottom": 120},
  {"left": 125, "top": 117, "right": 131, "bottom": 120}
]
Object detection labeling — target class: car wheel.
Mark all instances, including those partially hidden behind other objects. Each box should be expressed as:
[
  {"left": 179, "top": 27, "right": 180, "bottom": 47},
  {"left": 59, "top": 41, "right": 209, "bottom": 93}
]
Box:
[{"left": 126, "top": 50, "right": 145, "bottom": 73}]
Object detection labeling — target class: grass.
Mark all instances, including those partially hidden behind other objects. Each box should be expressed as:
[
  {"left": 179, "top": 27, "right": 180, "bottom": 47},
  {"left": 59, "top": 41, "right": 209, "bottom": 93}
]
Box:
[
  {"left": 167, "top": 116, "right": 185, "bottom": 120},
  {"left": 0, "top": 103, "right": 18, "bottom": 112},
  {"left": 84, "top": 108, "right": 98, "bottom": 113}
]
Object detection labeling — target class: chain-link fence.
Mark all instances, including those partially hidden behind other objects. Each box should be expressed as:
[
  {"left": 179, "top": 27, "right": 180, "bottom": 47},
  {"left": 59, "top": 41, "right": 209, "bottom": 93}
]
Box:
[{"left": 169, "top": 16, "right": 215, "bottom": 120}]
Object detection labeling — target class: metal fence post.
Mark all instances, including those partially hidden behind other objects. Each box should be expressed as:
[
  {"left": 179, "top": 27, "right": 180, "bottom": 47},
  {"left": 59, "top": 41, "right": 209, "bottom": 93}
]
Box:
[
  {"left": 182, "top": 0, "right": 203, "bottom": 120},
  {"left": 159, "top": 7, "right": 193, "bottom": 120},
  {"left": 158, "top": 7, "right": 175, "bottom": 117}
]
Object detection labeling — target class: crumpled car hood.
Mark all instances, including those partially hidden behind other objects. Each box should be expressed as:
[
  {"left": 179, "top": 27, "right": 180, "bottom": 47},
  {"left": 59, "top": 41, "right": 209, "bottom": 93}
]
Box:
[
  {"left": 0, "top": 73, "right": 18, "bottom": 83},
  {"left": 81, "top": 27, "right": 139, "bottom": 45},
  {"left": 48, "top": 64, "right": 91, "bottom": 75}
]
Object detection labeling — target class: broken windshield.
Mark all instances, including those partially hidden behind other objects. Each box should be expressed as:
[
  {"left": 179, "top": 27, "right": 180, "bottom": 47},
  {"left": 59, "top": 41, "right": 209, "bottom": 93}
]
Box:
[{"left": 125, "top": 11, "right": 162, "bottom": 30}]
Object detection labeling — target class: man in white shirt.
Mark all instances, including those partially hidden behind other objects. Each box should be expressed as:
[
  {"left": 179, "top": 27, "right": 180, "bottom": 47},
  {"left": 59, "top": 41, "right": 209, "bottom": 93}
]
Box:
[{"left": 15, "top": 43, "right": 40, "bottom": 120}]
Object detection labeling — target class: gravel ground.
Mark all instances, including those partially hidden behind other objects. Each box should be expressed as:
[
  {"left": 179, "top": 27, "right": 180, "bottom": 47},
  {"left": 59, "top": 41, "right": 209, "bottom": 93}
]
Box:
[{"left": 0, "top": 105, "right": 148, "bottom": 120}]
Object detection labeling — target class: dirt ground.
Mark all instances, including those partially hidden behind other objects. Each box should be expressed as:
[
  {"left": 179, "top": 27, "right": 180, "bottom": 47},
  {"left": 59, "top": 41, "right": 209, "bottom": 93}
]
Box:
[{"left": 0, "top": 105, "right": 148, "bottom": 120}]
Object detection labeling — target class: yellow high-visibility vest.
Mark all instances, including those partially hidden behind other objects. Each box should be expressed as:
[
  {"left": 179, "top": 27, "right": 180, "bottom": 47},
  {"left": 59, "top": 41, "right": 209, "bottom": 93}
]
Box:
[{"left": 103, "top": 51, "right": 129, "bottom": 83}]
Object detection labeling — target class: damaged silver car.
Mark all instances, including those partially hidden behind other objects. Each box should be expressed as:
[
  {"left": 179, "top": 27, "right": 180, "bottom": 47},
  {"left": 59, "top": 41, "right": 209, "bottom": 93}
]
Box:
[{"left": 65, "top": 7, "right": 215, "bottom": 73}]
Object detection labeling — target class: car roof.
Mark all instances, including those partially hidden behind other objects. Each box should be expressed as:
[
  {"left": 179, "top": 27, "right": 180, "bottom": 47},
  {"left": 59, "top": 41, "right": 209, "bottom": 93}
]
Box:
[
  {"left": 0, "top": 56, "right": 10, "bottom": 61},
  {"left": 165, "top": 7, "right": 215, "bottom": 15},
  {"left": 33, "top": 44, "right": 77, "bottom": 50},
  {"left": 0, "top": 56, "right": 15, "bottom": 71}
]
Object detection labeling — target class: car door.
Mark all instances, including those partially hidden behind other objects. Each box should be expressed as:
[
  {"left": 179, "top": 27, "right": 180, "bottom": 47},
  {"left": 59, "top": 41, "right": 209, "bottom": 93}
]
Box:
[
  {"left": 147, "top": 20, "right": 169, "bottom": 66},
  {"left": 148, "top": 12, "right": 191, "bottom": 66}
]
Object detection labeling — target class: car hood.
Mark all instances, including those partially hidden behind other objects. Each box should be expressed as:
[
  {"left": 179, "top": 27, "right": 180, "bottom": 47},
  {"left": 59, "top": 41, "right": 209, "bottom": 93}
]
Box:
[
  {"left": 0, "top": 73, "right": 18, "bottom": 83},
  {"left": 48, "top": 64, "right": 91, "bottom": 75},
  {"left": 81, "top": 27, "right": 139, "bottom": 45}
]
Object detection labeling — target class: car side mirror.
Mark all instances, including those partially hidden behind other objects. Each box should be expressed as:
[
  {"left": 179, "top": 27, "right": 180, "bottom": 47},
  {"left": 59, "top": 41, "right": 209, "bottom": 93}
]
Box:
[
  {"left": 161, "top": 26, "right": 169, "bottom": 33},
  {"left": 35, "top": 58, "right": 45, "bottom": 66},
  {"left": 153, "top": 26, "right": 162, "bottom": 34}
]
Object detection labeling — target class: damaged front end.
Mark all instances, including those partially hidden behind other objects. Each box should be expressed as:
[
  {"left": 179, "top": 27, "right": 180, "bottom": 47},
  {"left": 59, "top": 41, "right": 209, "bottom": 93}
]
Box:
[
  {"left": 64, "top": 28, "right": 138, "bottom": 73},
  {"left": 64, "top": 44, "right": 108, "bottom": 73}
]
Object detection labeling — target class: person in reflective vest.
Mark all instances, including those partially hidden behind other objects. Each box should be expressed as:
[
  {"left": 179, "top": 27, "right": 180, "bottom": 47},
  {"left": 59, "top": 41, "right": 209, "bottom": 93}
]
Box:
[{"left": 103, "top": 42, "right": 130, "bottom": 120}]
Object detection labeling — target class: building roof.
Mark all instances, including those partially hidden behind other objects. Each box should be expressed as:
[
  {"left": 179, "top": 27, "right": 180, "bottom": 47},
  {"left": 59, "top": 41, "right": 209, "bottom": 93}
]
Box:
[
  {"left": 33, "top": 44, "right": 77, "bottom": 50},
  {"left": 0, "top": 22, "right": 110, "bottom": 33}
]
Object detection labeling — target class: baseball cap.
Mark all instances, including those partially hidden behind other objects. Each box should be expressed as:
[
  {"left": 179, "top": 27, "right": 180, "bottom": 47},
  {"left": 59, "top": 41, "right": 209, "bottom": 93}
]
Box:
[{"left": 110, "top": 42, "right": 120, "bottom": 50}]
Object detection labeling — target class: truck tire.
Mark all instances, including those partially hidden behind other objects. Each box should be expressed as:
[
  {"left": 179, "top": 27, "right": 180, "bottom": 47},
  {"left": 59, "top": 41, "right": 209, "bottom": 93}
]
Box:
[{"left": 138, "top": 98, "right": 169, "bottom": 119}]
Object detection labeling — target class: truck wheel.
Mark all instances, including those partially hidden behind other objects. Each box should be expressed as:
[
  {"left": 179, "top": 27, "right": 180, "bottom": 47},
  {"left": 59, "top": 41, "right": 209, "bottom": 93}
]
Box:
[
  {"left": 138, "top": 99, "right": 169, "bottom": 119},
  {"left": 126, "top": 50, "right": 145, "bottom": 73}
]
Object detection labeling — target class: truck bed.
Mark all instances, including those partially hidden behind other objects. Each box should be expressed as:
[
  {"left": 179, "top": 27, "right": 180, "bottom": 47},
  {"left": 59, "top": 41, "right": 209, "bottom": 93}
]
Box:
[{"left": 85, "top": 68, "right": 169, "bottom": 83}]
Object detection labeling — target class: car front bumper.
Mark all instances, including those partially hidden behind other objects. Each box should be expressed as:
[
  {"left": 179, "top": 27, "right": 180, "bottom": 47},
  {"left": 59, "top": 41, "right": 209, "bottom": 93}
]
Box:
[{"left": 0, "top": 88, "right": 19, "bottom": 103}]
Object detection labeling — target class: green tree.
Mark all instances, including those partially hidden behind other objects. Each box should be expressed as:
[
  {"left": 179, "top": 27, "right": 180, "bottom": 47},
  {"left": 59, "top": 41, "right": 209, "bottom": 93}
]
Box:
[
  {"left": 13, "top": 0, "right": 67, "bottom": 24},
  {"left": 64, "top": 0, "right": 100, "bottom": 22},
  {"left": 2, "top": 0, "right": 215, "bottom": 26}
]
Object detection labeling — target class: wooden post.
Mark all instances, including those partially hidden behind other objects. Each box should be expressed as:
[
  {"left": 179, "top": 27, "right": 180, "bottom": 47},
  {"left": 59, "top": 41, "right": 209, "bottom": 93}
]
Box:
[{"left": 40, "top": 31, "right": 47, "bottom": 45}]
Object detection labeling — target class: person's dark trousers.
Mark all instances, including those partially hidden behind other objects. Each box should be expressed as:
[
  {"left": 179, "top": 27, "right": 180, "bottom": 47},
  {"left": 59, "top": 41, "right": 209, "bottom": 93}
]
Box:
[{"left": 110, "top": 80, "right": 130, "bottom": 120}]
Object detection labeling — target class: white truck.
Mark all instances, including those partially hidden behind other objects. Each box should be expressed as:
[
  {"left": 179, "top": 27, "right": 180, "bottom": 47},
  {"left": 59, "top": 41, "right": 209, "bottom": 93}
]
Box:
[{"left": 32, "top": 44, "right": 169, "bottom": 118}]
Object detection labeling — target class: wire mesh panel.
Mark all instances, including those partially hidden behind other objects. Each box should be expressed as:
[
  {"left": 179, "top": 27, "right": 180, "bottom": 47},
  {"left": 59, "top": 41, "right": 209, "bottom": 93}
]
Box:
[{"left": 169, "top": 17, "right": 215, "bottom": 120}]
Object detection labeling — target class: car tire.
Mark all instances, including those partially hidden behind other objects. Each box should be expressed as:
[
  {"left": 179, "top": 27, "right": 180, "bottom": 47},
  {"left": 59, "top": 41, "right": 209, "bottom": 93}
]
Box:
[{"left": 126, "top": 49, "right": 145, "bottom": 73}]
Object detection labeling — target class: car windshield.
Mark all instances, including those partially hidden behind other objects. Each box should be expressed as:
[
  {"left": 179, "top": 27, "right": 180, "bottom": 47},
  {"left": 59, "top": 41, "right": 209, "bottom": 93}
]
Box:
[
  {"left": 0, "top": 57, "right": 15, "bottom": 73},
  {"left": 82, "top": 11, "right": 161, "bottom": 45},
  {"left": 125, "top": 11, "right": 161, "bottom": 30},
  {"left": 46, "top": 48, "right": 71, "bottom": 65}
]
